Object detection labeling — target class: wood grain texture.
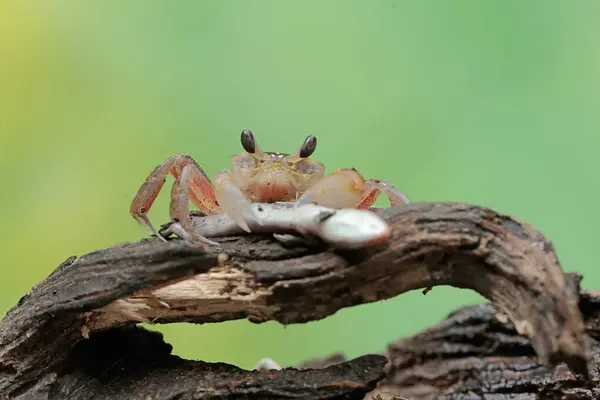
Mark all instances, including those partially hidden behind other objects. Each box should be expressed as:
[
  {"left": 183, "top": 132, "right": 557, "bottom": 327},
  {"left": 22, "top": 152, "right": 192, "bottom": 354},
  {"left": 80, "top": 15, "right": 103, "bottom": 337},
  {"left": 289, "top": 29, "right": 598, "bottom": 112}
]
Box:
[
  {"left": 0, "top": 202, "right": 590, "bottom": 399},
  {"left": 369, "top": 285, "right": 600, "bottom": 400}
]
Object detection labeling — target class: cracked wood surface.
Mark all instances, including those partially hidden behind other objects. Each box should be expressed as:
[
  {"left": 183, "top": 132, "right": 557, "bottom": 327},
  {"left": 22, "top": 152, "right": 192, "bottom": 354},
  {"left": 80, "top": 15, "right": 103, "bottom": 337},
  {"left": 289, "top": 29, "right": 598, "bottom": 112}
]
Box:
[{"left": 0, "top": 202, "right": 591, "bottom": 399}]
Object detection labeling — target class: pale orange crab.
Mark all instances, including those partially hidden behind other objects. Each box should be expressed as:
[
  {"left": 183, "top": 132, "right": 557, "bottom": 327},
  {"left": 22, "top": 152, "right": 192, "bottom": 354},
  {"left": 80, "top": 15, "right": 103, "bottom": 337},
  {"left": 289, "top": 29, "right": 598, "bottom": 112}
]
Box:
[{"left": 130, "top": 129, "right": 410, "bottom": 243}]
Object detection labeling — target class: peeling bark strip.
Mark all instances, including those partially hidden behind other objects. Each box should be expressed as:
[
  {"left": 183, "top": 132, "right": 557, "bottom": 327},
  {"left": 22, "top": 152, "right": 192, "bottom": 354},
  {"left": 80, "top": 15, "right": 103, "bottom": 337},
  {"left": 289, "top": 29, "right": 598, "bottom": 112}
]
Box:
[{"left": 0, "top": 202, "right": 591, "bottom": 399}]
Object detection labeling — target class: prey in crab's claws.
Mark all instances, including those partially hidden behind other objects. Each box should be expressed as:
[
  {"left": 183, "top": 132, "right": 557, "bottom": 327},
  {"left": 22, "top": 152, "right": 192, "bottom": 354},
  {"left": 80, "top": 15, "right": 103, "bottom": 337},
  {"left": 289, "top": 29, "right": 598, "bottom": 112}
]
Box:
[
  {"left": 159, "top": 202, "right": 393, "bottom": 249},
  {"left": 130, "top": 128, "right": 410, "bottom": 246},
  {"left": 315, "top": 208, "right": 392, "bottom": 248}
]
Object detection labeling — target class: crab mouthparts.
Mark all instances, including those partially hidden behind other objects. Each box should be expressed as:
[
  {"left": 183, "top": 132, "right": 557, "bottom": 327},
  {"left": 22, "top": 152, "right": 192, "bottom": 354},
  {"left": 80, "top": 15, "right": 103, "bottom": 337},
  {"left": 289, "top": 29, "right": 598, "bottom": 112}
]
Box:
[{"left": 253, "top": 172, "right": 296, "bottom": 202}]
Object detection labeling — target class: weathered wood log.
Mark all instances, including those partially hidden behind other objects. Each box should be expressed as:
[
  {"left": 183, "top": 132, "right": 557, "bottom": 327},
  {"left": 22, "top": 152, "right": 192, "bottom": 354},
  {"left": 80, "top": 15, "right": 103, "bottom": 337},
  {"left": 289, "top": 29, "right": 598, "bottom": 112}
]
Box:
[
  {"left": 0, "top": 202, "right": 591, "bottom": 399},
  {"left": 367, "top": 283, "right": 600, "bottom": 400}
]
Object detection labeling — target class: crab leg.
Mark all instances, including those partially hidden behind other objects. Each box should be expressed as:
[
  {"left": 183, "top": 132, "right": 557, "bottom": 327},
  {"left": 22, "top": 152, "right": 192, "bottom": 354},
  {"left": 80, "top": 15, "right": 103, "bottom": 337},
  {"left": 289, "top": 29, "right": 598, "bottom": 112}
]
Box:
[
  {"left": 130, "top": 154, "right": 220, "bottom": 238},
  {"left": 177, "top": 167, "right": 264, "bottom": 238},
  {"left": 295, "top": 168, "right": 411, "bottom": 209},
  {"left": 170, "top": 164, "right": 221, "bottom": 246},
  {"left": 356, "top": 179, "right": 411, "bottom": 209}
]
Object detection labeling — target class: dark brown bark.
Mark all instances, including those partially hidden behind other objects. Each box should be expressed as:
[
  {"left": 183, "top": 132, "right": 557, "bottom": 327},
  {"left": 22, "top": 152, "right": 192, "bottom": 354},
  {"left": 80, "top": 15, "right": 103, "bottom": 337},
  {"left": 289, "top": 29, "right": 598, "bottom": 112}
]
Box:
[
  {"left": 0, "top": 202, "right": 593, "bottom": 399},
  {"left": 371, "top": 286, "right": 600, "bottom": 400}
]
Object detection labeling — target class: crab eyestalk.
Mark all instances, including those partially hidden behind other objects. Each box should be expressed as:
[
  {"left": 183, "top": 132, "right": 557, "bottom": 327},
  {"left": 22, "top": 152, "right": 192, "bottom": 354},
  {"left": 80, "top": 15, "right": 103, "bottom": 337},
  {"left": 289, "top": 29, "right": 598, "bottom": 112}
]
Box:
[
  {"left": 297, "top": 135, "right": 317, "bottom": 158},
  {"left": 240, "top": 128, "right": 264, "bottom": 156}
]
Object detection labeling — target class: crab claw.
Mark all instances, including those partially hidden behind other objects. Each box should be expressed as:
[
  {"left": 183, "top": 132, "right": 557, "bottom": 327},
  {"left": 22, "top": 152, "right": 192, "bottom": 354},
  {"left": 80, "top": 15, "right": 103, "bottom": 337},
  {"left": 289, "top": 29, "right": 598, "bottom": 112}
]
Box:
[
  {"left": 295, "top": 168, "right": 364, "bottom": 209},
  {"left": 214, "top": 169, "right": 261, "bottom": 232},
  {"left": 295, "top": 168, "right": 411, "bottom": 210}
]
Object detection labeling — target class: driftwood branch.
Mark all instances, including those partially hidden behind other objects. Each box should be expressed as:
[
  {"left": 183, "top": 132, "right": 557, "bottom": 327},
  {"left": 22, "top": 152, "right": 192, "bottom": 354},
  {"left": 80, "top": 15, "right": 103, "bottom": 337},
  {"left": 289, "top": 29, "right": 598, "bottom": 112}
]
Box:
[
  {"left": 373, "top": 286, "right": 600, "bottom": 400},
  {"left": 0, "top": 202, "right": 592, "bottom": 399}
]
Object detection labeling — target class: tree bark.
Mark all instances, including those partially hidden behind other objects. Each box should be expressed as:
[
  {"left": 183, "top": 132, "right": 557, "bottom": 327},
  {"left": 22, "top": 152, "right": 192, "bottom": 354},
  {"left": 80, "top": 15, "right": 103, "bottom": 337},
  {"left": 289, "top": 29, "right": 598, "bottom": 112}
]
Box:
[
  {"left": 0, "top": 202, "right": 593, "bottom": 399},
  {"left": 369, "top": 285, "right": 600, "bottom": 400}
]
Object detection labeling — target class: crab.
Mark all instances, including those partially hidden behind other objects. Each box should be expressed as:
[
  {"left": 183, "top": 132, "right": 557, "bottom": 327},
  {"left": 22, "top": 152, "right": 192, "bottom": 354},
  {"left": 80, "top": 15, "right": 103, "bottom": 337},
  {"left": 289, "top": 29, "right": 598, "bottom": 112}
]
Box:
[{"left": 130, "top": 129, "right": 410, "bottom": 245}]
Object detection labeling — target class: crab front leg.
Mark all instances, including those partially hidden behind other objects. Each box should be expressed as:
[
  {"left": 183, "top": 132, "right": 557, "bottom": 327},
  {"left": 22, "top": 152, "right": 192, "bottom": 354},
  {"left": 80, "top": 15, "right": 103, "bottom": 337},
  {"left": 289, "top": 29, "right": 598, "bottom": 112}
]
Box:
[
  {"left": 213, "top": 169, "right": 261, "bottom": 232},
  {"left": 295, "top": 168, "right": 411, "bottom": 210},
  {"left": 130, "top": 154, "right": 220, "bottom": 239},
  {"left": 170, "top": 167, "right": 260, "bottom": 239},
  {"left": 169, "top": 164, "right": 222, "bottom": 246}
]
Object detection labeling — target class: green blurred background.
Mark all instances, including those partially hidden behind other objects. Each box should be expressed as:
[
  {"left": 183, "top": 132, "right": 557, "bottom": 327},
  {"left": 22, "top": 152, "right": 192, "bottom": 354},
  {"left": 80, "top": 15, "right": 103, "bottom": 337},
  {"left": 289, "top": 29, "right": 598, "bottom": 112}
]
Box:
[{"left": 1, "top": 1, "right": 599, "bottom": 370}]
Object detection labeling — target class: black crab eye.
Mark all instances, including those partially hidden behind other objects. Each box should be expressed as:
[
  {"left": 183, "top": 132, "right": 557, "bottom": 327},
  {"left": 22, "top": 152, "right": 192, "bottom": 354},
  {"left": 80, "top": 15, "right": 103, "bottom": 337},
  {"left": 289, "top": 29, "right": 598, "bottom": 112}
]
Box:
[
  {"left": 299, "top": 135, "right": 317, "bottom": 158},
  {"left": 241, "top": 129, "right": 256, "bottom": 153}
]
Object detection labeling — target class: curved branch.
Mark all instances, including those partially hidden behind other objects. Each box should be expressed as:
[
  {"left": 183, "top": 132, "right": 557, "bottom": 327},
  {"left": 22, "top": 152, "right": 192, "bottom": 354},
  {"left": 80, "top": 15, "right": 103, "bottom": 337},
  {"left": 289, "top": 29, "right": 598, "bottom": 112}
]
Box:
[
  {"left": 373, "top": 285, "right": 600, "bottom": 400},
  {"left": 0, "top": 202, "right": 590, "bottom": 398}
]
